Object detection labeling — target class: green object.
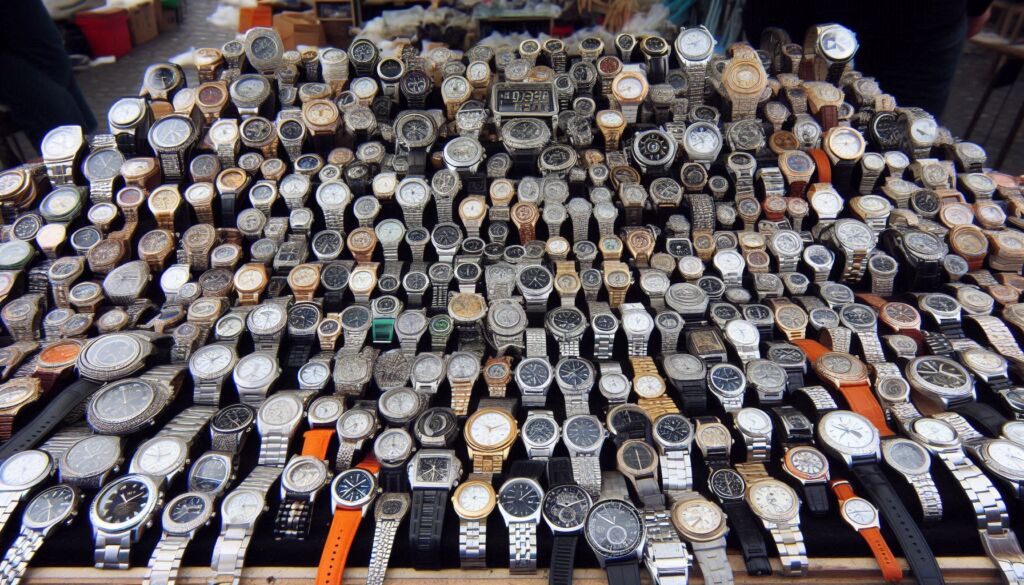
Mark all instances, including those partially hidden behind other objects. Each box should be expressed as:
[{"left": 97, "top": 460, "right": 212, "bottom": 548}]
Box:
[{"left": 372, "top": 317, "right": 396, "bottom": 344}]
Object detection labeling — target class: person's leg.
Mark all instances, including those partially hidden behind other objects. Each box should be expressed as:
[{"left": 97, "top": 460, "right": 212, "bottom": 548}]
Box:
[
  {"left": 0, "top": 0, "right": 98, "bottom": 135},
  {"left": 0, "top": 53, "right": 96, "bottom": 145}
]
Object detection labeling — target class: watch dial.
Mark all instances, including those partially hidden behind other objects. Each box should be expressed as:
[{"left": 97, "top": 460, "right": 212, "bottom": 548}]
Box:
[
  {"left": 64, "top": 435, "right": 119, "bottom": 476},
  {"left": 96, "top": 477, "right": 151, "bottom": 524},
  {"left": 543, "top": 484, "right": 591, "bottom": 529},
  {"left": 190, "top": 454, "right": 230, "bottom": 493},
  {"left": 25, "top": 485, "right": 76, "bottom": 527},
  {"left": 168, "top": 493, "right": 209, "bottom": 527},
  {"left": 333, "top": 468, "right": 375, "bottom": 504},
  {"left": 821, "top": 412, "right": 878, "bottom": 451},
  {"left": 565, "top": 416, "right": 602, "bottom": 448},
  {"left": 709, "top": 468, "right": 745, "bottom": 498},
  {"left": 710, "top": 364, "right": 744, "bottom": 393},
  {"left": 415, "top": 455, "right": 451, "bottom": 482},
  {"left": 499, "top": 479, "right": 541, "bottom": 518},
  {"left": 94, "top": 381, "right": 154, "bottom": 422},
  {"left": 342, "top": 307, "right": 370, "bottom": 328},
  {"left": 585, "top": 499, "right": 644, "bottom": 556},
  {"left": 518, "top": 358, "right": 551, "bottom": 387},
  {"left": 620, "top": 440, "right": 656, "bottom": 471},
  {"left": 557, "top": 358, "right": 592, "bottom": 387},
  {"left": 910, "top": 356, "right": 970, "bottom": 395},
  {"left": 656, "top": 415, "right": 692, "bottom": 444},
  {"left": 524, "top": 417, "right": 557, "bottom": 443},
  {"left": 788, "top": 447, "right": 826, "bottom": 476}
]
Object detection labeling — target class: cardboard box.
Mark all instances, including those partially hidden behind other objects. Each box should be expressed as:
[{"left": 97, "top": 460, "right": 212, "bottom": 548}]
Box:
[
  {"left": 125, "top": 0, "right": 159, "bottom": 45},
  {"left": 239, "top": 5, "right": 273, "bottom": 33},
  {"left": 157, "top": 7, "right": 179, "bottom": 31},
  {"left": 274, "top": 11, "right": 326, "bottom": 49}
]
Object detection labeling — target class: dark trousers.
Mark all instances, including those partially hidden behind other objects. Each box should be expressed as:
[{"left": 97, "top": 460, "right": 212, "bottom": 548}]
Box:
[{"left": 0, "top": 0, "right": 97, "bottom": 146}]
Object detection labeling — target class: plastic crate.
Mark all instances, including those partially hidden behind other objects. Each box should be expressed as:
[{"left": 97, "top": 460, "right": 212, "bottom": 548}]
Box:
[{"left": 74, "top": 7, "right": 132, "bottom": 58}]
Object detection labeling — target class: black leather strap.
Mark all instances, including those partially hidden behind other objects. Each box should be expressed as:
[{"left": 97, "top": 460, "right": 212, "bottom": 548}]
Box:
[
  {"left": 605, "top": 560, "right": 642, "bottom": 585},
  {"left": 380, "top": 467, "right": 409, "bottom": 493},
  {"left": 549, "top": 535, "right": 578, "bottom": 585},
  {"left": 220, "top": 193, "right": 237, "bottom": 228},
  {"left": 286, "top": 335, "right": 314, "bottom": 368},
  {"left": 802, "top": 482, "right": 831, "bottom": 516},
  {"left": 547, "top": 457, "right": 576, "bottom": 487},
  {"left": 851, "top": 463, "right": 945, "bottom": 585},
  {"left": 678, "top": 380, "right": 708, "bottom": 414},
  {"left": 721, "top": 499, "right": 773, "bottom": 576},
  {"left": 409, "top": 488, "right": 448, "bottom": 569},
  {"left": 511, "top": 459, "right": 547, "bottom": 483},
  {"left": 324, "top": 290, "right": 345, "bottom": 312},
  {"left": 0, "top": 380, "right": 99, "bottom": 463},
  {"left": 832, "top": 159, "right": 857, "bottom": 196},
  {"left": 785, "top": 369, "right": 805, "bottom": 393},
  {"left": 951, "top": 402, "right": 1008, "bottom": 438}
]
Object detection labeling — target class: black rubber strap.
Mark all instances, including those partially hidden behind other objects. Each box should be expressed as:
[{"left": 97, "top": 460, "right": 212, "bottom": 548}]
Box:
[
  {"left": 272, "top": 498, "right": 313, "bottom": 540},
  {"left": 721, "top": 499, "right": 773, "bottom": 576},
  {"left": 679, "top": 380, "right": 708, "bottom": 414},
  {"left": 605, "top": 560, "right": 642, "bottom": 585},
  {"left": 852, "top": 463, "right": 945, "bottom": 585},
  {"left": 785, "top": 369, "right": 805, "bottom": 393},
  {"left": 0, "top": 380, "right": 99, "bottom": 463},
  {"left": 220, "top": 193, "right": 237, "bottom": 228},
  {"left": 802, "top": 483, "right": 831, "bottom": 516},
  {"left": 380, "top": 467, "right": 409, "bottom": 493},
  {"left": 921, "top": 331, "right": 955, "bottom": 359},
  {"left": 951, "top": 402, "right": 1008, "bottom": 438},
  {"left": 409, "top": 488, "right": 448, "bottom": 569},
  {"left": 547, "top": 457, "right": 575, "bottom": 487},
  {"left": 511, "top": 459, "right": 547, "bottom": 483},
  {"left": 324, "top": 290, "right": 345, "bottom": 312},
  {"left": 549, "top": 535, "right": 578, "bottom": 585},
  {"left": 286, "top": 336, "right": 313, "bottom": 368},
  {"left": 832, "top": 159, "right": 857, "bottom": 196}
]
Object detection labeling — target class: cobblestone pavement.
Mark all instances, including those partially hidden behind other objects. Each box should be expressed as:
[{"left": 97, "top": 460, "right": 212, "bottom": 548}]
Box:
[{"left": 74, "top": 16, "right": 1023, "bottom": 174}]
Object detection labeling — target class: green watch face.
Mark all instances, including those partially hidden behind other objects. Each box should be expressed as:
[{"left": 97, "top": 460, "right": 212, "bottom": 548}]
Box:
[
  {"left": 372, "top": 317, "right": 396, "bottom": 344},
  {"left": 430, "top": 316, "right": 453, "bottom": 334}
]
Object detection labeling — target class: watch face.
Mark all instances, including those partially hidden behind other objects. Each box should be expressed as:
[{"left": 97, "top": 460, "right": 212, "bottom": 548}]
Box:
[
  {"left": 134, "top": 436, "right": 186, "bottom": 477},
  {"left": 820, "top": 411, "right": 879, "bottom": 455},
  {"left": 557, "top": 358, "right": 593, "bottom": 388},
  {"left": 189, "top": 453, "right": 231, "bottom": 493},
  {"left": 150, "top": 116, "right": 193, "bottom": 149},
  {"left": 787, "top": 446, "right": 827, "bottom": 477},
  {"left": 907, "top": 356, "right": 972, "bottom": 397},
  {"left": 709, "top": 364, "right": 745, "bottom": 394},
  {"left": 222, "top": 489, "right": 264, "bottom": 524},
  {"left": 619, "top": 440, "right": 657, "bottom": 472},
  {"left": 655, "top": 414, "right": 693, "bottom": 444},
  {"left": 288, "top": 304, "right": 321, "bottom": 330},
  {"left": 94, "top": 476, "right": 154, "bottom": 527},
  {"left": 585, "top": 499, "right": 643, "bottom": 556},
  {"left": 543, "top": 484, "right": 591, "bottom": 530},
  {"left": 748, "top": 480, "right": 798, "bottom": 521},
  {"left": 333, "top": 468, "right": 376, "bottom": 507},
  {"left": 518, "top": 266, "right": 552, "bottom": 290},
  {"left": 92, "top": 380, "right": 154, "bottom": 424},
  {"left": 415, "top": 408, "right": 456, "bottom": 441},
  {"left": 564, "top": 415, "right": 603, "bottom": 449},
  {"left": 62, "top": 435, "right": 119, "bottom": 478},
  {"left": 685, "top": 123, "right": 721, "bottom": 154},
  {"left": 468, "top": 410, "right": 515, "bottom": 448},
  {"left": 883, "top": 438, "right": 930, "bottom": 473},
  {"left": 524, "top": 416, "right": 558, "bottom": 445},
  {"left": 234, "top": 353, "right": 276, "bottom": 387},
  {"left": 708, "top": 468, "right": 744, "bottom": 499},
  {"left": 499, "top": 479, "right": 542, "bottom": 518},
  {"left": 415, "top": 454, "right": 452, "bottom": 482},
  {"left": 24, "top": 485, "right": 77, "bottom": 529},
  {"left": 911, "top": 418, "right": 958, "bottom": 445}
]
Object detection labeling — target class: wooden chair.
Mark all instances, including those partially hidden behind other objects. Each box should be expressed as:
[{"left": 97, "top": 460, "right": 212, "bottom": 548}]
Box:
[{"left": 963, "top": 0, "right": 1024, "bottom": 168}]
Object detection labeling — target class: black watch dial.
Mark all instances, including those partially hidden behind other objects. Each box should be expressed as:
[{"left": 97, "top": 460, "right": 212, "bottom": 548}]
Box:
[
  {"left": 709, "top": 468, "right": 745, "bottom": 499},
  {"left": 585, "top": 499, "right": 643, "bottom": 556}
]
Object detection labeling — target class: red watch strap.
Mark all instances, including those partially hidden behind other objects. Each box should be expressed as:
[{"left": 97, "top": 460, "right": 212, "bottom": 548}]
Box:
[
  {"left": 794, "top": 340, "right": 894, "bottom": 436},
  {"left": 355, "top": 453, "right": 381, "bottom": 474},
  {"left": 301, "top": 429, "right": 335, "bottom": 460},
  {"left": 316, "top": 509, "right": 362, "bottom": 585},
  {"left": 788, "top": 180, "right": 808, "bottom": 198},
  {"left": 838, "top": 383, "right": 894, "bottom": 437},
  {"left": 809, "top": 149, "right": 831, "bottom": 184},
  {"left": 832, "top": 481, "right": 903, "bottom": 583}
]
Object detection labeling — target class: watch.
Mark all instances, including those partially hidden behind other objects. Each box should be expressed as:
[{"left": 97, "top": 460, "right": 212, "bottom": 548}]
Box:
[{"left": 407, "top": 449, "right": 463, "bottom": 569}]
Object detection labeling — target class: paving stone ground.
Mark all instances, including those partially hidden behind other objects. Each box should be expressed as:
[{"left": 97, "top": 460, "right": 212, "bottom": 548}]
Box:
[{"left": 73, "top": 11, "right": 1024, "bottom": 174}]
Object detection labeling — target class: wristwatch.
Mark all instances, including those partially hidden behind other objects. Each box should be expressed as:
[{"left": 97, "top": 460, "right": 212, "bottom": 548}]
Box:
[
  {"left": 209, "top": 465, "right": 283, "bottom": 585},
  {"left": 736, "top": 463, "right": 808, "bottom": 576},
  {"left": 451, "top": 478, "right": 496, "bottom": 569},
  {"left": 408, "top": 449, "right": 463, "bottom": 569},
  {"left": 90, "top": 472, "right": 163, "bottom": 569}
]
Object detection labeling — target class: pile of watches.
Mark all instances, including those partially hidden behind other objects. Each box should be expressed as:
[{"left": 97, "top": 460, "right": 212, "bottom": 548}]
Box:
[{"left": 0, "top": 18, "right": 1022, "bottom": 585}]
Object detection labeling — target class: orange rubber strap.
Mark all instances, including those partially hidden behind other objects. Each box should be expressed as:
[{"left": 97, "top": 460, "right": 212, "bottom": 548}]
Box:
[
  {"left": 315, "top": 454, "right": 381, "bottom": 585},
  {"left": 301, "top": 429, "right": 335, "bottom": 460},
  {"left": 793, "top": 339, "right": 894, "bottom": 436},
  {"left": 832, "top": 481, "right": 903, "bottom": 583},
  {"left": 316, "top": 508, "right": 362, "bottom": 585},
  {"left": 855, "top": 293, "right": 889, "bottom": 309},
  {"left": 809, "top": 149, "right": 831, "bottom": 184}
]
